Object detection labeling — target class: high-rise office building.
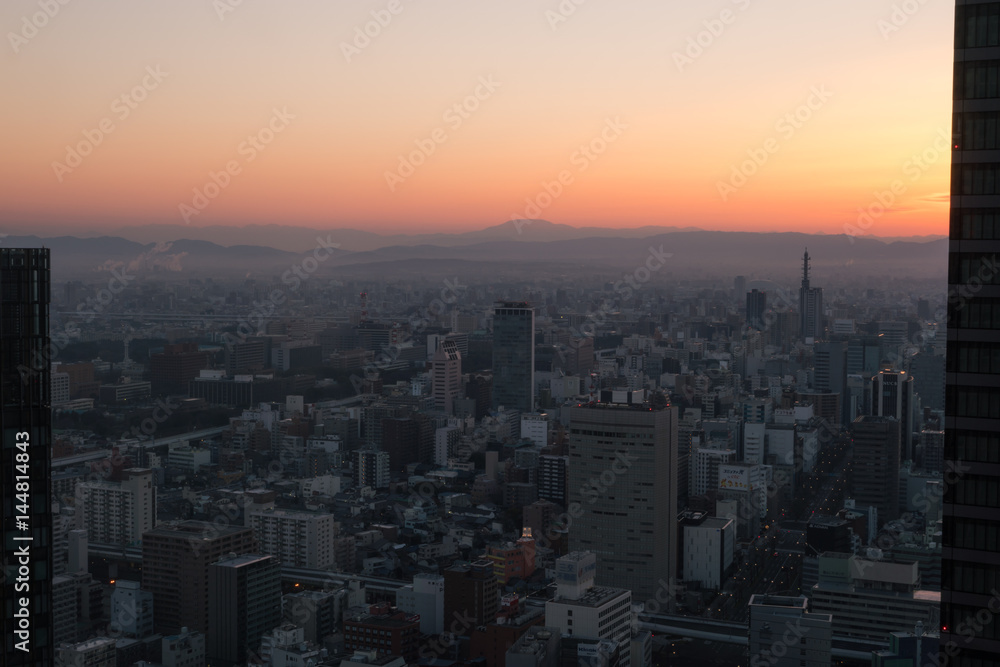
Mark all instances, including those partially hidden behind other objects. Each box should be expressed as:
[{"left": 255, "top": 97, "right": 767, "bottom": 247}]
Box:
[
  {"left": 431, "top": 339, "right": 462, "bottom": 414},
  {"left": 871, "top": 369, "right": 915, "bottom": 461},
  {"left": 492, "top": 302, "right": 535, "bottom": 413},
  {"left": 567, "top": 401, "right": 678, "bottom": 601},
  {"left": 850, "top": 416, "right": 901, "bottom": 524},
  {"left": 443, "top": 560, "right": 500, "bottom": 627},
  {"left": 207, "top": 554, "right": 282, "bottom": 667},
  {"left": 538, "top": 454, "right": 568, "bottom": 505},
  {"left": 945, "top": 4, "right": 1000, "bottom": 660},
  {"left": 1, "top": 247, "right": 54, "bottom": 665},
  {"left": 142, "top": 520, "right": 257, "bottom": 635},
  {"left": 746, "top": 288, "right": 767, "bottom": 331},
  {"left": 799, "top": 250, "right": 823, "bottom": 341},
  {"left": 814, "top": 340, "right": 848, "bottom": 424}
]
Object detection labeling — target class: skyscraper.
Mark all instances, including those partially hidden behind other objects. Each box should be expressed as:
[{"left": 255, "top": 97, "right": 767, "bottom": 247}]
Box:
[
  {"left": 850, "top": 416, "right": 901, "bottom": 524},
  {"left": 944, "top": 4, "right": 1000, "bottom": 660},
  {"left": 871, "top": 369, "right": 915, "bottom": 462},
  {"left": 492, "top": 302, "right": 535, "bottom": 413},
  {"left": 746, "top": 288, "right": 767, "bottom": 331},
  {"left": 799, "top": 250, "right": 823, "bottom": 341},
  {"left": 567, "top": 401, "right": 678, "bottom": 601},
  {"left": 431, "top": 339, "right": 462, "bottom": 414},
  {"left": 142, "top": 520, "right": 257, "bottom": 635},
  {"left": 207, "top": 554, "right": 282, "bottom": 667},
  {"left": 814, "top": 340, "right": 848, "bottom": 425},
  {"left": 1, "top": 248, "right": 54, "bottom": 665}
]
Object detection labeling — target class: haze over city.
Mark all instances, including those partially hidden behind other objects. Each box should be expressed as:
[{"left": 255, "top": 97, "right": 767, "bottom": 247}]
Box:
[{"left": 5, "top": 2, "right": 991, "bottom": 667}]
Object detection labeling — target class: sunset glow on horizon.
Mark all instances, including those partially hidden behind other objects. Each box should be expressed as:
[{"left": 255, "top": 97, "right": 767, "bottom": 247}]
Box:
[{"left": 1, "top": 0, "right": 954, "bottom": 237}]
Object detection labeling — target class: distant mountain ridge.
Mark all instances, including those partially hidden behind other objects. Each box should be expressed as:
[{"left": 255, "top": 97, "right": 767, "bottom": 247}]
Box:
[
  {"left": 53, "top": 220, "right": 944, "bottom": 253},
  {"left": 4, "top": 228, "right": 947, "bottom": 282}
]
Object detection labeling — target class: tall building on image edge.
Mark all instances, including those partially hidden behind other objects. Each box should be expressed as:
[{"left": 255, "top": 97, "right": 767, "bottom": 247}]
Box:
[
  {"left": 567, "top": 400, "right": 678, "bottom": 602},
  {"left": 1, "top": 248, "right": 54, "bottom": 665},
  {"left": 946, "top": 3, "right": 1000, "bottom": 662},
  {"left": 492, "top": 302, "right": 535, "bottom": 413}
]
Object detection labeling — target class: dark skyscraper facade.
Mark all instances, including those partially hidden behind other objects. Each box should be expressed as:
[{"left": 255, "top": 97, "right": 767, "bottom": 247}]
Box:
[
  {"left": 746, "top": 288, "right": 767, "bottom": 331},
  {"left": 945, "top": 3, "right": 1000, "bottom": 661},
  {"left": 850, "top": 416, "right": 901, "bottom": 524},
  {"left": 799, "top": 250, "right": 823, "bottom": 341},
  {"left": 1, "top": 248, "right": 54, "bottom": 666},
  {"left": 491, "top": 302, "right": 535, "bottom": 413}
]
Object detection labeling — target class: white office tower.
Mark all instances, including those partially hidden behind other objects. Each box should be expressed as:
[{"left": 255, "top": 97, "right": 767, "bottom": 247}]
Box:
[
  {"left": 743, "top": 421, "right": 765, "bottom": 463},
  {"left": 110, "top": 580, "right": 155, "bottom": 638},
  {"left": 520, "top": 412, "right": 549, "bottom": 447},
  {"left": 545, "top": 552, "right": 633, "bottom": 667},
  {"left": 396, "top": 573, "right": 445, "bottom": 634}
]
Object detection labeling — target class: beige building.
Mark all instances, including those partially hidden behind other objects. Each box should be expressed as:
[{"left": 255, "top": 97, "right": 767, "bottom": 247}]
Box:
[
  {"left": 567, "top": 402, "right": 678, "bottom": 601},
  {"left": 75, "top": 468, "right": 155, "bottom": 546},
  {"left": 248, "top": 508, "right": 338, "bottom": 569}
]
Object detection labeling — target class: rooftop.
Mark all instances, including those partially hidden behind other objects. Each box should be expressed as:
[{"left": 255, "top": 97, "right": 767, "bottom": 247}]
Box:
[{"left": 552, "top": 585, "right": 629, "bottom": 608}]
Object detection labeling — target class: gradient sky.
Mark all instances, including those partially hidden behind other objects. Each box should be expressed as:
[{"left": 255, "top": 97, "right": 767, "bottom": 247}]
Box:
[{"left": 0, "top": 0, "right": 953, "bottom": 236}]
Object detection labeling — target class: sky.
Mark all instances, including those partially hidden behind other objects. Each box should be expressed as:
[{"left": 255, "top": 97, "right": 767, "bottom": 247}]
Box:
[{"left": 0, "top": 0, "right": 954, "bottom": 237}]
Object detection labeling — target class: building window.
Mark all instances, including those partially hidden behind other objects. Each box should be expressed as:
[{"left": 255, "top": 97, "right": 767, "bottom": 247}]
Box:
[{"left": 957, "top": 3, "right": 1000, "bottom": 48}]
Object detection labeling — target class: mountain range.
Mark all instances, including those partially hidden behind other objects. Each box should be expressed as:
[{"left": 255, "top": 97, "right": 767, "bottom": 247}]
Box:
[{"left": 2, "top": 221, "right": 948, "bottom": 283}]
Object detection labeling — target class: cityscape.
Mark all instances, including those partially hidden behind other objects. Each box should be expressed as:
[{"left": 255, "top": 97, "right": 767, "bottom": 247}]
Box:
[{"left": 0, "top": 2, "right": 992, "bottom": 667}]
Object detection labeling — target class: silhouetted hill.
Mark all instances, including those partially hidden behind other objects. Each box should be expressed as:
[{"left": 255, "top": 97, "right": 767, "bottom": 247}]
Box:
[{"left": 5, "top": 229, "right": 946, "bottom": 282}]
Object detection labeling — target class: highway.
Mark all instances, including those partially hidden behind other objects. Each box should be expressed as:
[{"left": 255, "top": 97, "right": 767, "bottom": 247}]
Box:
[{"left": 637, "top": 613, "right": 884, "bottom": 661}]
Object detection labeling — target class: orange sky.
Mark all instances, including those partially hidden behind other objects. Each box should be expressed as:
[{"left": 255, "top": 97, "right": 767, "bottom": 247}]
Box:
[{"left": 0, "top": 0, "right": 953, "bottom": 236}]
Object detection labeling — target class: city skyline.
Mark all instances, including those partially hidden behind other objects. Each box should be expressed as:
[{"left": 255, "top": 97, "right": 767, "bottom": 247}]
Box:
[
  {"left": 2, "top": 0, "right": 952, "bottom": 237},
  {"left": 0, "top": 1, "right": 970, "bottom": 665}
]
